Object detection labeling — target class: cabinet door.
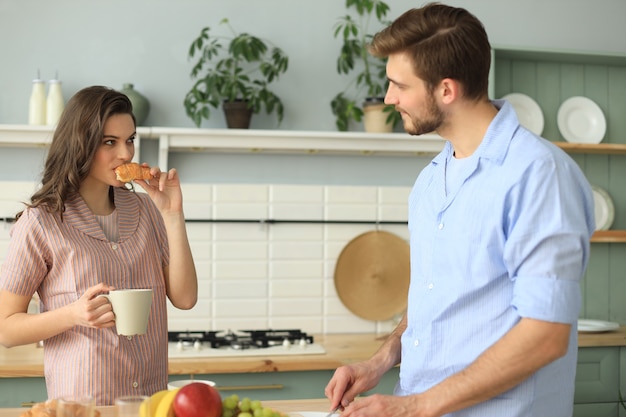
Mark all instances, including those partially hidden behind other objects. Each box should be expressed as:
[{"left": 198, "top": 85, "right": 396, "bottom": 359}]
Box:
[
  {"left": 574, "top": 402, "right": 619, "bottom": 417},
  {"left": 575, "top": 347, "right": 619, "bottom": 404},
  {"left": 0, "top": 377, "right": 47, "bottom": 408},
  {"left": 173, "top": 368, "right": 400, "bottom": 401}
]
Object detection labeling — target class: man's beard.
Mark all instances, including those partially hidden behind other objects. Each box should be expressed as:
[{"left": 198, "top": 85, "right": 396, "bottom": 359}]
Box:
[{"left": 403, "top": 93, "right": 445, "bottom": 136}]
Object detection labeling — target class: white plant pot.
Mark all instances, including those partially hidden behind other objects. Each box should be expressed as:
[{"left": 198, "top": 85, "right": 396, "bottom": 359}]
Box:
[{"left": 363, "top": 102, "right": 394, "bottom": 133}]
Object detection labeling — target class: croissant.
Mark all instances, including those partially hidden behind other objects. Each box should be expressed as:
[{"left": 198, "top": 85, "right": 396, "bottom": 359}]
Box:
[
  {"left": 115, "top": 162, "right": 152, "bottom": 183},
  {"left": 20, "top": 399, "right": 101, "bottom": 417}
]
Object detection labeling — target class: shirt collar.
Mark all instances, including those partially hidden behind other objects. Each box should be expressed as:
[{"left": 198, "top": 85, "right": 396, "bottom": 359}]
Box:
[
  {"left": 431, "top": 99, "right": 520, "bottom": 166},
  {"left": 65, "top": 187, "right": 140, "bottom": 241}
]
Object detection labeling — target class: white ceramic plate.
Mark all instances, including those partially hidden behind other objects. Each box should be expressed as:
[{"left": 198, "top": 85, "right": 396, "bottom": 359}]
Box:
[
  {"left": 577, "top": 319, "right": 620, "bottom": 333},
  {"left": 591, "top": 186, "right": 615, "bottom": 231},
  {"left": 502, "top": 93, "right": 544, "bottom": 135},
  {"left": 167, "top": 379, "right": 216, "bottom": 390},
  {"left": 289, "top": 413, "right": 340, "bottom": 417},
  {"left": 557, "top": 96, "right": 606, "bottom": 143}
]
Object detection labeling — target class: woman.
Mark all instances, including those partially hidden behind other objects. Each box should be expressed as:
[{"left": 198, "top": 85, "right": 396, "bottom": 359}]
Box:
[{"left": 0, "top": 86, "right": 198, "bottom": 405}]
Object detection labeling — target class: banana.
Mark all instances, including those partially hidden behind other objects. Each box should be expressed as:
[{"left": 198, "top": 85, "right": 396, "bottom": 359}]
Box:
[
  {"left": 143, "top": 389, "right": 170, "bottom": 417},
  {"left": 154, "top": 388, "right": 181, "bottom": 417}
]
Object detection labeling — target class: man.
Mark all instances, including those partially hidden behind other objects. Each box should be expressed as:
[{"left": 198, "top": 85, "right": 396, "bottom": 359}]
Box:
[{"left": 325, "top": 3, "right": 595, "bottom": 417}]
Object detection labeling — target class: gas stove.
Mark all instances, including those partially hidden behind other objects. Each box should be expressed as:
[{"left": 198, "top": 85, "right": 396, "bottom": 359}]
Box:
[{"left": 167, "top": 329, "right": 326, "bottom": 358}]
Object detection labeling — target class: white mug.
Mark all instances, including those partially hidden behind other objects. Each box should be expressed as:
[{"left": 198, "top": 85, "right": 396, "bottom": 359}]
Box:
[{"left": 98, "top": 289, "right": 153, "bottom": 336}]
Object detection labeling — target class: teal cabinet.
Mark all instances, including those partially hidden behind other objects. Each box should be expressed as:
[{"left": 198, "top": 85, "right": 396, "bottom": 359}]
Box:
[
  {"left": 170, "top": 367, "right": 400, "bottom": 401},
  {"left": 0, "top": 377, "right": 47, "bottom": 408}
]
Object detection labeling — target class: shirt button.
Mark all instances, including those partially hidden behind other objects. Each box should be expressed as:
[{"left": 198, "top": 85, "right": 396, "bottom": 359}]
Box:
[
  {"left": 111, "top": 244, "right": 118, "bottom": 250},
  {"left": 132, "top": 381, "right": 138, "bottom": 388},
  {"left": 428, "top": 283, "right": 434, "bottom": 290},
  {"left": 127, "top": 336, "right": 133, "bottom": 341},
  {"left": 414, "top": 339, "right": 420, "bottom": 346},
  {"left": 438, "top": 223, "right": 444, "bottom": 230}
]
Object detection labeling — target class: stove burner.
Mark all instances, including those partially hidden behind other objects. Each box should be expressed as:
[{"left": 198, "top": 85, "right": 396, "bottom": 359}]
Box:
[{"left": 167, "top": 329, "right": 314, "bottom": 350}]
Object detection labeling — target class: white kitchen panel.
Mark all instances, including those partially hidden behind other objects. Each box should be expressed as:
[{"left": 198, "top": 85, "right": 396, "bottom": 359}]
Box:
[
  {"left": 324, "top": 315, "right": 378, "bottom": 334},
  {"left": 185, "top": 223, "right": 212, "bottom": 240},
  {"left": 325, "top": 240, "right": 351, "bottom": 262},
  {"left": 214, "top": 299, "right": 268, "bottom": 318},
  {"left": 378, "top": 205, "right": 408, "bottom": 221},
  {"left": 189, "top": 242, "right": 212, "bottom": 262},
  {"left": 379, "top": 186, "right": 411, "bottom": 204},
  {"left": 213, "top": 261, "right": 268, "bottom": 279},
  {"left": 214, "top": 184, "right": 268, "bottom": 202},
  {"left": 269, "top": 317, "right": 323, "bottom": 334},
  {"left": 270, "top": 223, "right": 324, "bottom": 241},
  {"left": 182, "top": 202, "right": 212, "bottom": 220},
  {"left": 325, "top": 204, "right": 377, "bottom": 221},
  {"left": 168, "top": 299, "right": 211, "bottom": 320},
  {"left": 214, "top": 203, "right": 268, "bottom": 219},
  {"left": 215, "top": 279, "right": 268, "bottom": 299},
  {"left": 214, "top": 241, "right": 268, "bottom": 260},
  {"left": 270, "top": 241, "right": 324, "bottom": 260},
  {"left": 180, "top": 184, "right": 212, "bottom": 201},
  {"left": 271, "top": 298, "right": 323, "bottom": 317},
  {"left": 193, "top": 260, "right": 212, "bottom": 279},
  {"left": 270, "top": 260, "right": 324, "bottom": 279},
  {"left": 213, "top": 318, "right": 269, "bottom": 330},
  {"left": 270, "top": 203, "right": 324, "bottom": 220},
  {"left": 325, "top": 297, "right": 352, "bottom": 316},
  {"left": 214, "top": 223, "right": 268, "bottom": 241},
  {"left": 325, "top": 224, "right": 373, "bottom": 240},
  {"left": 270, "top": 184, "right": 324, "bottom": 203},
  {"left": 270, "top": 279, "right": 324, "bottom": 298},
  {"left": 325, "top": 186, "right": 377, "bottom": 204}
]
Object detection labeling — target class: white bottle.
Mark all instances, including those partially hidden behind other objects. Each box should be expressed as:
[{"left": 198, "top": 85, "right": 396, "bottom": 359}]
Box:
[
  {"left": 46, "top": 79, "right": 65, "bottom": 126},
  {"left": 28, "top": 78, "right": 46, "bottom": 125}
]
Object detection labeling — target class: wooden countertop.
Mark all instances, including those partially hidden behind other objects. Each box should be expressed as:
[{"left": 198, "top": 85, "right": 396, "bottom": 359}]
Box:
[
  {"left": 2, "top": 329, "right": 625, "bottom": 378},
  {"left": 0, "top": 398, "right": 331, "bottom": 417}
]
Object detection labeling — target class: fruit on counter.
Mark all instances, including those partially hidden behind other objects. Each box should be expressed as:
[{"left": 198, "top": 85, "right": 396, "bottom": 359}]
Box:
[
  {"left": 221, "top": 394, "right": 288, "bottom": 417},
  {"left": 173, "top": 382, "right": 223, "bottom": 417},
  {"left": 155, "top": 388, "right": 181, "bottom": 417},
  {"left": 145, "top": 389, "right": 171, "bottom": 417}
]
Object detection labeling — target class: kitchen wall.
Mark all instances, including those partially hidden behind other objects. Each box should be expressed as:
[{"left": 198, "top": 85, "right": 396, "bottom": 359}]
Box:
[
  {"left": 1, "top": 0, "right": 626, "bottom": 131},
  {"left": 0, "top": 180, "right": 410, "bottom": 335}
]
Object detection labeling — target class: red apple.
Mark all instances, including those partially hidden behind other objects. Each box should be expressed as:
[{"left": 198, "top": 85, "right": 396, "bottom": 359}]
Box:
[{"left": 173, "top": 382, "right": 223, "bottom": 417}]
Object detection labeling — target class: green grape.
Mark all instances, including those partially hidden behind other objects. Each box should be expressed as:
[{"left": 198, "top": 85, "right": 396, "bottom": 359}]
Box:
[
  {"left": 262, "top": 407, "right": 275, "bottom": 417},
  {"left": 240, "top": 398, "right": 252, "bottom": 412},
  {"left": 273, "top": 412, "right": 281, "bottom": 417},
  {"left": 222, "top": 396, "right": 238, "bottom": 410},
  {"left": 239, "top": 413, "right": 253, "bottom": 417},
  {"left": 253, "top": 409, "right": 264, "bottom": 417},
  {"left": 250, "top": 400, "right": 263, "bottom": 411},
  {"left": 222, "top": 410, "right": 234, "bottom": 417}
]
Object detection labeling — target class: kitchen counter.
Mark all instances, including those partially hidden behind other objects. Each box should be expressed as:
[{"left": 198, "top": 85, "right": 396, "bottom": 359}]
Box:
[
  {"left": 1, "top": 330, "right": 625, "bottom": 378},
  {"left": 0, "top": 398, "right": 331, "bottom": 417}
]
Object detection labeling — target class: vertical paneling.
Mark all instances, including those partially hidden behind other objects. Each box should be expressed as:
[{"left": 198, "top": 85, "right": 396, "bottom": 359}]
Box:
[{"left": 493, "top": 49, "right": 626, "bottom": 323}]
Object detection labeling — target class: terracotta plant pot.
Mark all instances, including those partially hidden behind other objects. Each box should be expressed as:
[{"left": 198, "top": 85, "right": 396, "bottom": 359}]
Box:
[
  {"left": 222, "top": 100, "right": 253, "bottom": 129},
  {"left": 362, "top": 98, "right": 393, "bottom": 133}
]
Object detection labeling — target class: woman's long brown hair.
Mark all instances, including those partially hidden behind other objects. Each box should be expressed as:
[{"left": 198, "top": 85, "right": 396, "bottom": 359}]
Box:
[{"left": 17, "top": 86, "right": 135, "bottom": 221}]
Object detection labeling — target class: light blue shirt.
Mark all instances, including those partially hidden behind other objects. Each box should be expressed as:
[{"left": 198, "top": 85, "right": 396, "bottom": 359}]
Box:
[{"left": 395, "top": 100, "right": 595, "bottom": 416}]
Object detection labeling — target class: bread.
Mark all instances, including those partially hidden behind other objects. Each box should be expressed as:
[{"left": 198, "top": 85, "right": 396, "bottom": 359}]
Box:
[
  {"left": 20, "top": 400, "right": 101, "bottom": 417},
  {"left": 115, "top": 162, "right": 152, "bottom": 183}
]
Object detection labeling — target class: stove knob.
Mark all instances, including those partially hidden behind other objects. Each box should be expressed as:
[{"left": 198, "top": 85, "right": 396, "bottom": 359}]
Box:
[
  {"left": 176, "top": 341, "right": 183, "bottom": 351},
  {"left": 193, "top": 340, "right": 202, "bottom": 351},
  {"left": 282, "top": 338, "right": 291, "bottom": 348},
  {"left": 299, "top": 338, "right": 308, "bottom": 347}
]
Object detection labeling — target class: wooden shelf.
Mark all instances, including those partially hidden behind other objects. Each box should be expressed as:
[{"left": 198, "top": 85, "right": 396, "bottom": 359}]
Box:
[
  {"left": 591, "top": 230, "right": 626, "bottom": 243},
  {"left": 555, "top": 142, "right": 626, "bottom": 155}
]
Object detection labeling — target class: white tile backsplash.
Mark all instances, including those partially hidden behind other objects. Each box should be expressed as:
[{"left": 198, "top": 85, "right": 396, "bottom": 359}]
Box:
[{"left": 0, "top": 181, "right": 410, "bottom": 335}]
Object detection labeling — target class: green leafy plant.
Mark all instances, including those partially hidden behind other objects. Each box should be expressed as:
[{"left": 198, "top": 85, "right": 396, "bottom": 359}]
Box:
[
  {"left": 184, "top": 18, "right": 289, "bottom": 127},
  {"left": 331, "top": 0, "right": 400, "bottom": 131}
]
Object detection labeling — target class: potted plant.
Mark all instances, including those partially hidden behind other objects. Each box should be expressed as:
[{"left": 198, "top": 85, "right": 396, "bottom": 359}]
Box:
[
  {"left": 331, "top": 0, "right": 401, "bottom": 132},
  {"left": 184, "top": 18, "right": 289, "bottom": 129}
]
